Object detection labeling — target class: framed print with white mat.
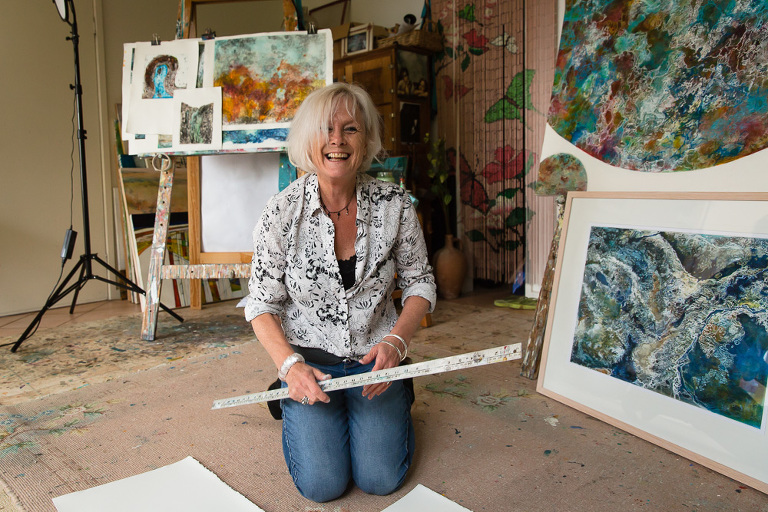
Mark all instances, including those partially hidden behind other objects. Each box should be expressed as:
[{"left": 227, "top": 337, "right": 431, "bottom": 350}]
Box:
[{"left": 537, "top": 192, "right": 768, "bottom": 493}]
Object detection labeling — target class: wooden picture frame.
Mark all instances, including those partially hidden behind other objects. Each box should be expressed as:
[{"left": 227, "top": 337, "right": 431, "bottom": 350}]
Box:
[
  {"left": 537, "top": 191, "right": 768, "bottom": 493},
  {"left": 344, "top": 24, "right": 373, "bottom": 56}
]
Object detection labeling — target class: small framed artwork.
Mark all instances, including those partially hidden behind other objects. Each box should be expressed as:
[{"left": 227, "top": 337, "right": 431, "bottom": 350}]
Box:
[
  {"left": 538, "top": 192, "right": 768, "bottom": 493},
  {"left": 396, "top": 50, "right": 430, "bottom": 98},
  {"left": 344, "top": 24, "right": 372, "bottom": 56},
  {"left": 399, "top": 102, "right": 422, "bottom": 144}
]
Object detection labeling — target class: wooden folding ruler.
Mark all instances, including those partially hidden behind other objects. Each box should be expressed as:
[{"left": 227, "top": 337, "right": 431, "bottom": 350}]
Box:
[{"left": 212, "top": 344, "right": 522, "bottom": 410}]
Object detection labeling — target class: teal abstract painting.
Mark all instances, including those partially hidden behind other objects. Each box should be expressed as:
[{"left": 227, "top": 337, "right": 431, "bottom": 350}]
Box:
[
  {"left": 549, "top": 0, "right": 768, "bottom": 172},
  {"left": 573, "top": 226, "right": 768, "bottom": 428}
]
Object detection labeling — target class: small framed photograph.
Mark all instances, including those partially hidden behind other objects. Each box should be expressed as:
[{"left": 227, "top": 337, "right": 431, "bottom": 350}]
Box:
[
  {"left": 344, "top": 24, "right": 372, "bottom": 56},
  {"left": 538, "top": 191, "right": 768, "bottom": 493}
]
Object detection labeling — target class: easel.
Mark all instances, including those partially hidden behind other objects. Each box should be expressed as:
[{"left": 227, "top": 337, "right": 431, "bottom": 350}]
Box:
[{"left": 140, "top": 0, "right": 300, "bottom": 340}]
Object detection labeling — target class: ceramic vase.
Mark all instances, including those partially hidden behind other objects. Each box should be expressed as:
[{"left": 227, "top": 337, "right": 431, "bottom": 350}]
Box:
[{"left": 433, "top": 234, "right": 467, "bottom": 299}]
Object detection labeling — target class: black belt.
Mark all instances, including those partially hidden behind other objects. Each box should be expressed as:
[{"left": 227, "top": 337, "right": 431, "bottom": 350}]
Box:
[{"left": 290, "top": 344, "right": 350, "bottom": 366}]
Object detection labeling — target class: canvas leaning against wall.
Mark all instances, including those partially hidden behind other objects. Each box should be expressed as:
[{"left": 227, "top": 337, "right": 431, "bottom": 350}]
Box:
[
  {"left": 541, "top": 0, "right": 768, "bottom": 189},
  {"left": 538, "top": 192, "right": 768, "bottom": 494},
  {"left": 122, "top": 30, "right": 333, "bottom": 156}
]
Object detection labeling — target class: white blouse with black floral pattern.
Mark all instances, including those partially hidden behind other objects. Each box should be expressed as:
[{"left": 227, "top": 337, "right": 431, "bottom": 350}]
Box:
[{"left": 243, "top": 172, "right": 436, "bottom": 359}]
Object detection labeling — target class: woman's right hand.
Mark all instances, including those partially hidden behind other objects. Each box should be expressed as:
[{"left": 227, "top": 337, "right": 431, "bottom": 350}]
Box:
[{"left": 284, "top": 363, "right": 331, "bottom": 405}]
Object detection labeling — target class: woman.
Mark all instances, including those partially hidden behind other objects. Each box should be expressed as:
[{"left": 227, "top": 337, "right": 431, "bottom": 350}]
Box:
[{"left": 243, "top": 82, "right": 436, "bottom": 502}]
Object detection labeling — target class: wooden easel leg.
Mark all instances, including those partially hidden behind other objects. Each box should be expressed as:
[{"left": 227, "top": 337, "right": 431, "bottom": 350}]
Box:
[
  {"left": 141, "top": 166, "right": 175, "bottom": 341},
  {"left": 520, "top": 196, "right": 565, "bottom": 380},
  {"left": 187, "top": 156, "right": 203, "bottom": 310}
]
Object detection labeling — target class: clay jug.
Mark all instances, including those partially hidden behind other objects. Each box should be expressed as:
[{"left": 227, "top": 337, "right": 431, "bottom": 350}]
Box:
[{"left": 433, "top": 234, "right": 467, "bottom": 299}]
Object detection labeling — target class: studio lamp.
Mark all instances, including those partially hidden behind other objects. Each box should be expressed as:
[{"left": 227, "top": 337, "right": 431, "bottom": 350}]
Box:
[
  {"left": 9, "top": 1, "right": 183, "bottom": 352},
  {"left": 53, "top": 0, "right": 69, "bottom": 22}
]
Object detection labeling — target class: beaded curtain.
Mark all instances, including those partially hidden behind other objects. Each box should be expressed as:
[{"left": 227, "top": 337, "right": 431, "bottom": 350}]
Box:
[{"left": 431, "top": 0, "right": 557, "bottom": 290}]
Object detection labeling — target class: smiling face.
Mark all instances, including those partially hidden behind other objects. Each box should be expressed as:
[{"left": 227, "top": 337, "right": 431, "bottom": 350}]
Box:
[{"left": 311, "top": 102, "right": 367, "bottom": 182}]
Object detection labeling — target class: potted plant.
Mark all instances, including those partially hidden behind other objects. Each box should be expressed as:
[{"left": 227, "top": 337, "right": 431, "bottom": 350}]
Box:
[{"left": 425, "top": 133, "right": 466, "bottom": 299}]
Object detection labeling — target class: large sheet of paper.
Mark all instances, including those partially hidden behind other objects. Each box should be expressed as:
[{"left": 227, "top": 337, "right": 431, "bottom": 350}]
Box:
[
  {"left": 200, "top": 153, "right": 280, "bottom": 253},
  {"left": 52, "top": 457, "right": 264, "bottom": 512},
  {"left": 382, "top": 484, "right": 472, "bottom": 512}
]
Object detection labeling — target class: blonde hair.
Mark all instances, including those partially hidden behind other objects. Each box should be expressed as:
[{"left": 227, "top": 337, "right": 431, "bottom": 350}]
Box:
[{"left": 287, "top": 82, "right": 383, "bottom": 174}]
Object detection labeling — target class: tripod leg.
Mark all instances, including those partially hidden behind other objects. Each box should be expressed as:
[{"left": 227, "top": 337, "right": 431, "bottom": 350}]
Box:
[
  {"left": 11, "top": 258, "right": 86, "bottom": 352},
  {"left": 91, "top": 255, "right": 183, "bottom": 323},
  {"left": 68, "top": 259, "right": 88, "bottom": 314}
]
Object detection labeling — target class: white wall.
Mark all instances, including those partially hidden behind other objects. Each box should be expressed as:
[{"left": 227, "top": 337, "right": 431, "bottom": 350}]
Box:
[
  {"left": 0, "top": 0, "right": 110, "bottom": 315},
  {"left": 0, "top": 0, "right": 424, "bottom": 316}
]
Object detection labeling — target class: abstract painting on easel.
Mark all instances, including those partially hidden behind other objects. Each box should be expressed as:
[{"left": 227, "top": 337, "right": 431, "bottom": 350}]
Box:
[
  {"left": 171, "top": 88, "right": 222, "bottom": 152},
  {"left": 126, "top": 40, "right": 200, "bottom": 136},
  {"left": 203, "top": 31, "right": 333, "bottom": 151}
]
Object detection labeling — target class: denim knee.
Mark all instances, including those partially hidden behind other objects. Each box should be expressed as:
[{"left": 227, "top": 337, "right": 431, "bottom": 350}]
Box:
[
  {"left": 294, "top": 470, "right": 350, "bottom": 503},
  {"left": 354, "top": 465, "right": 407, "bottom": 496}
]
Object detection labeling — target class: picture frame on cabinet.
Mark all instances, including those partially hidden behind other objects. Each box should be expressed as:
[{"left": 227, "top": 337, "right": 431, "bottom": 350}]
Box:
[
  {"left": 537, "top": 191, "right": 768, "bottom": 494},
  {"left": 396, "top": 50, "right": 430, "bottom": 98},
  {"left": 344, "top": 24, "right": 373, "bottom": 56}
]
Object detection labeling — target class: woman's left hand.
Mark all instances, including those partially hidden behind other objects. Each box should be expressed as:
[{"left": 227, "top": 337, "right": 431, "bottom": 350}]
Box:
[{"left": 359, "top": 342, "right": 401, "bottom": 399}]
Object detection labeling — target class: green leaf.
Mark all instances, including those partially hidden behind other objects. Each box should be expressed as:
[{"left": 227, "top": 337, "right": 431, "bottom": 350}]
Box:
[
  {"left": 466, "top": 229, "right": 486, "bottom": 242},
  {"left": 443, "top": 194, "right": 453, "bottom": 206},
  {"left": 444, "top": 46, "right": 454, "bottom": 59},
  {"left": 506, "top": 69, "right": 537, "bottom": 112},
  {"left": 488, "top": 228, "right": 507, "bottom": 237},
  {"left": 461, "top": 54, "right": 471, "bottom": 72},
  {"left": 504, "top": 240, "right": 523, "bottom": 251},
  {"left": 505, "top": 207, "right": 531, "bottom": 228},
  {"left": 468, "top": 47, "right": 485, "bottom": 56},
  {"left": 484, "top": 99, "right": 521, "bottom": 123},
  {"left": 458, "top": 4, "right": 476, "bottom": 22},
  {"left": 496, "top": 188, "right": 520, "bottom": 199}
]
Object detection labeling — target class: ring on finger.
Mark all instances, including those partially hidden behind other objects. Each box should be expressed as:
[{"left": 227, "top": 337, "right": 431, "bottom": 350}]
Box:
[{"left": 301, "top": 396, "right": 309, "bottom": 405}]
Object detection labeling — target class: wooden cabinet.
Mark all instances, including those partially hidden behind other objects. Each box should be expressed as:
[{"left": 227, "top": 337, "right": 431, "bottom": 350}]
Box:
[{"left": 334, "top": 45, "right": 432, "bottom": 172}]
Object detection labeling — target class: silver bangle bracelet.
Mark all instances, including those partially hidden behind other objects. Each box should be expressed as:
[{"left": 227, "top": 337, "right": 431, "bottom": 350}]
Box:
[
  {"left": 278, "top": 353, "right": 305, "bottom": 381},
  {"left": 383, "top": 334, "right": 408, "bottom": 361},
  {"left": 380, "top": 340, "right": 403, "bottom": 361}
]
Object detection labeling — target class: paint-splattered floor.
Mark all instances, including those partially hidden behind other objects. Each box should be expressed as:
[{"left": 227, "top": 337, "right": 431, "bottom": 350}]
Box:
[{"left": 1, "top": 289, "right": 767, "bottom": 511}]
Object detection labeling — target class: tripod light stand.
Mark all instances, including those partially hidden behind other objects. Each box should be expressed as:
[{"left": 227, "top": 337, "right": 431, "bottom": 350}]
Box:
[{"left": 11, "top": 0, "right": 183, "bottom": 352}]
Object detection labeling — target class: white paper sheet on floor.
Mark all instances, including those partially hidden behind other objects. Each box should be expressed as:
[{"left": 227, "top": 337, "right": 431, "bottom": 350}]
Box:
[
  {"left": 52, "top": 456, "right": 264, "bottom": 512},
  {"left": 382, "top": 484, "right": 472, "bottom": 511}
]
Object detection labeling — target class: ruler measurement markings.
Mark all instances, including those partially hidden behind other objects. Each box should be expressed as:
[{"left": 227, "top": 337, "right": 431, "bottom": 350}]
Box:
[{"left": 212, "top": 344, "right": 521, "bottom": 410}]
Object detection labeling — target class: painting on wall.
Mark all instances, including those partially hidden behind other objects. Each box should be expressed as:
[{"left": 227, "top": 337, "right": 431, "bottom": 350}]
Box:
[
  {"left": 396, "top": 50, "right": 430, "bottom": 99},
  {"left": 538, "top": 192, "right": 768, "bottom": 493},
  {"left": 204, "top": 31, "right": 333, "bottom": 151},
  {"left": 547, "top": 0, "right": 768, "bottom": 172}
]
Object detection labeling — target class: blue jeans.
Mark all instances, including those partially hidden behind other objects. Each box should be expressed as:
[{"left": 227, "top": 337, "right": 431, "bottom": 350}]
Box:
[{"left": 280, "top": 359, "right": 415, "bottom": 503}]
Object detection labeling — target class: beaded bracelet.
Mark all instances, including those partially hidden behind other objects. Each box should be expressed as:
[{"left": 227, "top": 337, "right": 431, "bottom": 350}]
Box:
[
  {"left": 380, "top": 340, "right": 403, "bottom": 361},
  {"left": 278, "top": 353, "right": 305, "bottom": 381},
  {"left": 383, "top": 334, "right": 408, "bottom": 361}
]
